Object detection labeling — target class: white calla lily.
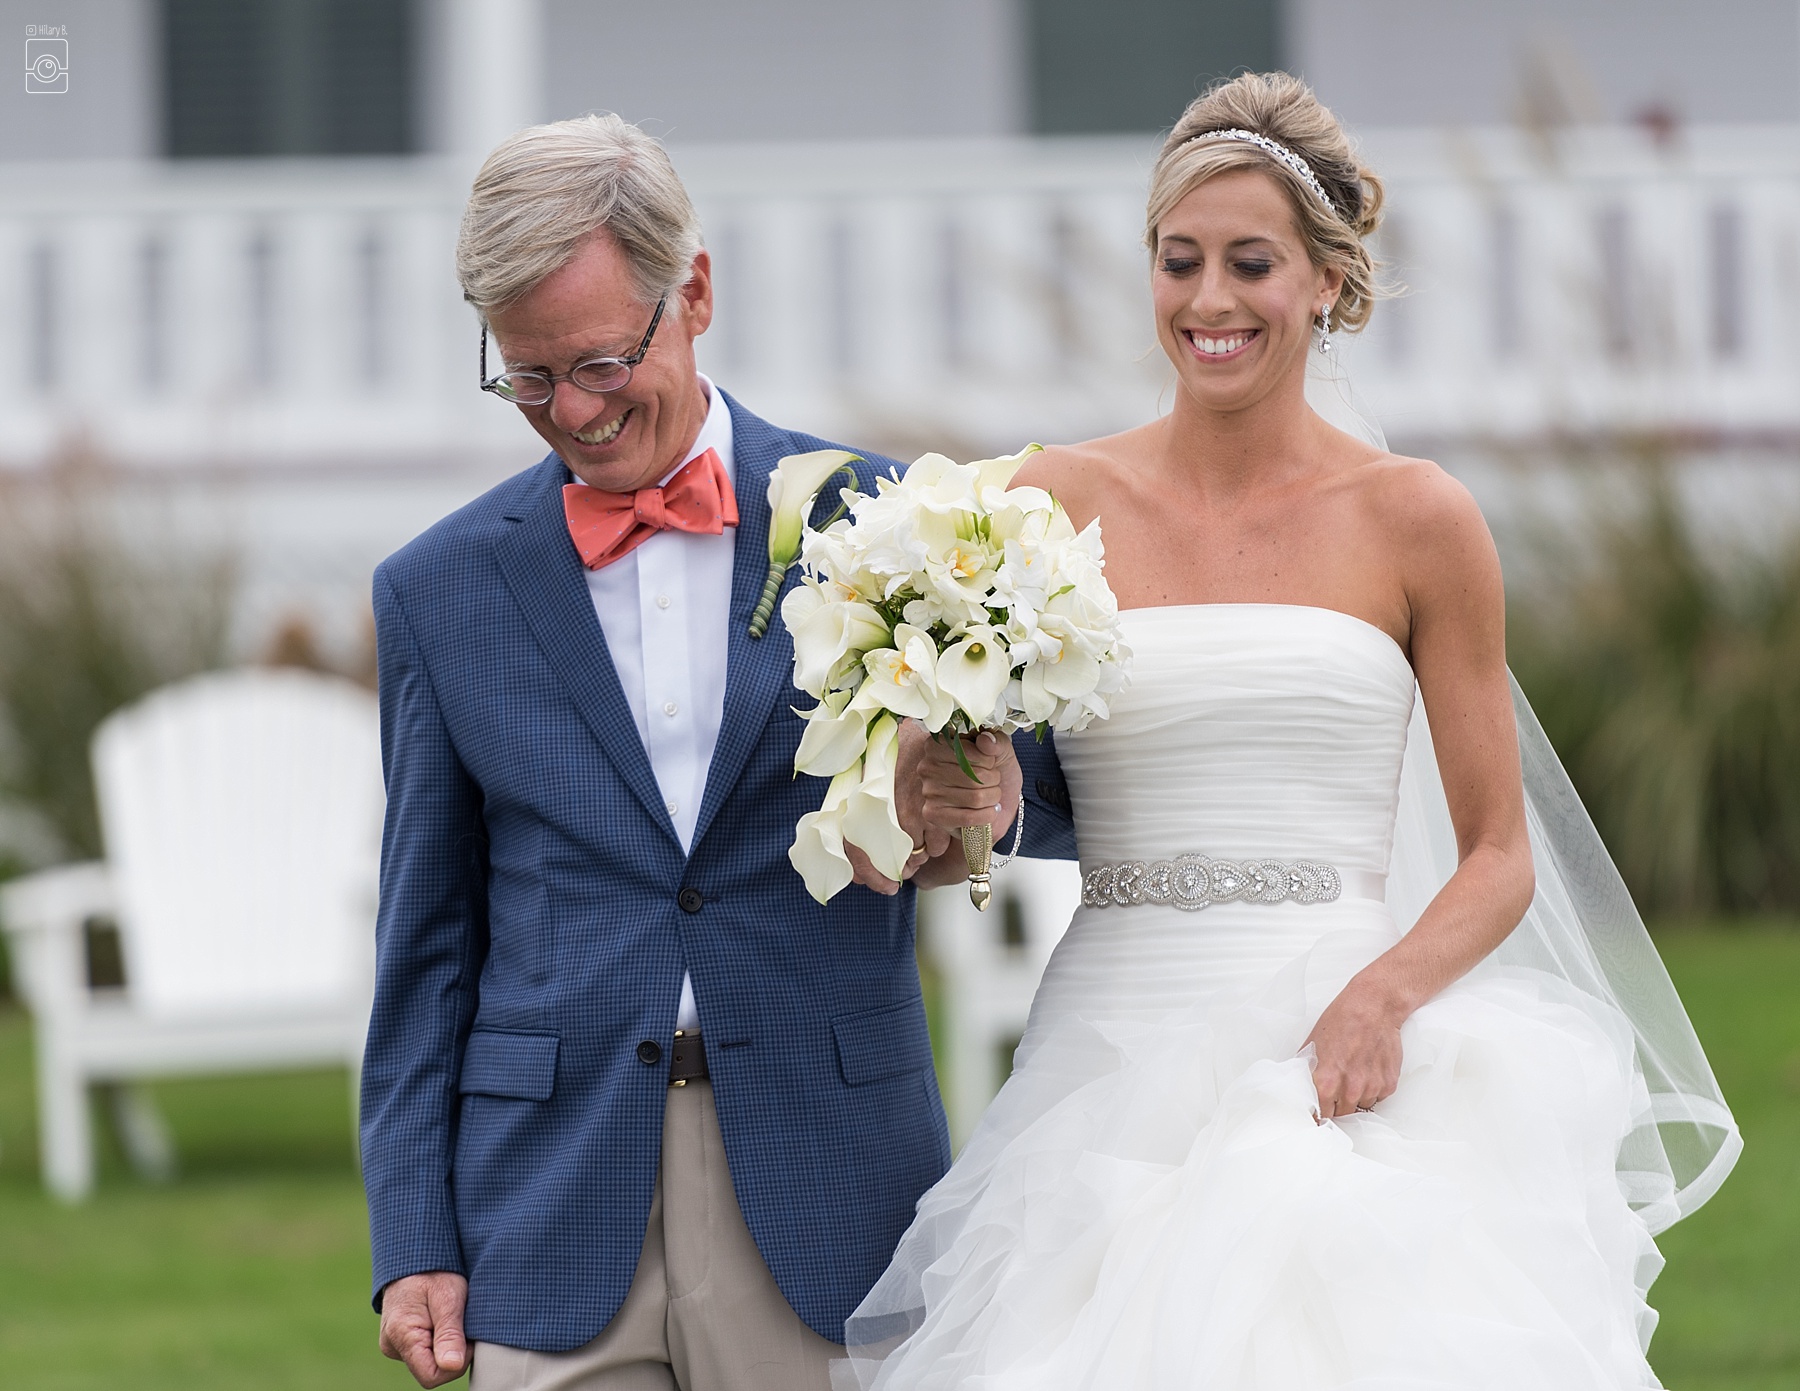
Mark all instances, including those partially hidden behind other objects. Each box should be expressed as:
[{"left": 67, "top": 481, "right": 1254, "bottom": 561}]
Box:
[
  {"left": 750, "top": 450, "right": 862, "bottom": 638},
  {"left": 767, "top": 450, "right": 861, "bottom": 562},
  {"left": 936, "top": 625, "right": 1015, "bottom": 726},
  {"left": 793, "top": 690, "right": 874, "bottom": 777},
  {"left": 969, "top": 442, "right": 1042, "bottom": 495},
  {"left": 840, "top": 715, "right": 918, "bottom": 882},
  {"left": 789, "top": 764, "right": 861, "bottom": 904}
]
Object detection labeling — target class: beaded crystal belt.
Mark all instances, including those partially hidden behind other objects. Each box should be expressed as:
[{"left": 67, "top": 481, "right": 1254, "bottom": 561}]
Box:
[{"left": 1081, "top": 853, "right": 1344, "bottom": 911}]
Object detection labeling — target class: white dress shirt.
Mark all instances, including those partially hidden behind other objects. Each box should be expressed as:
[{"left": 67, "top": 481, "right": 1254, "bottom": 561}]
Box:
[{"left": 576, "top": 376, "right": 735, "bottom": 1034}]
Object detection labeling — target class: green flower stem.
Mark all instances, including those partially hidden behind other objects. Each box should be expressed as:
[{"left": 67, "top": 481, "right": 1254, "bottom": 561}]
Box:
[
  {"left": 935, "top": 727, "right": 984, "bottom": 783},
  {"left": 748, "top": 563, "right": 787, "bottom": 639}
]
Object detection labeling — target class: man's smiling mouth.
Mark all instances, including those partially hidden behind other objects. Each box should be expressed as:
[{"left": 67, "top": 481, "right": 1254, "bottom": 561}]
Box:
[{"left": 573, "top": 409, "right": 631, "bottom": 446}]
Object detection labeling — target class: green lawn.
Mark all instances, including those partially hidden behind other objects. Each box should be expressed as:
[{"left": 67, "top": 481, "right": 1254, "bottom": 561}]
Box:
[
  {"left": 1640, "top": 927, "right": 1800, "bottom": 1390},
  {"left": 0, "top": 1020, "right": 412, "bottom": 1390},
  {"left": 0, "top": 927, "right": 1795, "bottom": 1389}
]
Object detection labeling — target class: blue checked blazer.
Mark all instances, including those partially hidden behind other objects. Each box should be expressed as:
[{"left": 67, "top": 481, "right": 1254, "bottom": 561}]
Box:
[{"left": 361, "top": 392, "right": 1075, "bottom": 1352}]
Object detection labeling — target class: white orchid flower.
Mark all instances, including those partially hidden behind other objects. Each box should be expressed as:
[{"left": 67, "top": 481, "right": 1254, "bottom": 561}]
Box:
[
  {"left": 992, "top": 535, "right": 1055, "bottom": 615},
  {"left": 789, "top": 763, "right": 862, "bottom": 904},
  {"left": 922, "top": 535, "right": 1000, "bottom": 610},
  {"left": 1039, "top": 644, "right": 1102, "bottom": 700},
  {"left": 851, "top": 624, "right": 957, "bottom": 731},
  {"left": 751, "top": 450, "right": 862, "bottom": 637},
  {"left": 936, "top": 625, "right": 1015, "bottom": 726},
  {"left": 895, "top": 454, "right": 990, "bottom": 521},
  {"left": 840, "top": 714, "right": 919, "bottom": 882},
  {"left": 1017, "top": 663, "right": 1059, "bottom": 723}
]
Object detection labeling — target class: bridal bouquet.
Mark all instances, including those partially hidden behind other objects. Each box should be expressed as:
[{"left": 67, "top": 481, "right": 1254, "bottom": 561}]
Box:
[{"left": 781, "top": 445, "right": 1130, "bottom": 905}]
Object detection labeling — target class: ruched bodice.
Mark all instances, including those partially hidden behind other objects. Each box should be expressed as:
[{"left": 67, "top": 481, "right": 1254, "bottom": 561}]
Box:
[{"left": 1059, "top": 605, "right": 1415, "bottom": 877}]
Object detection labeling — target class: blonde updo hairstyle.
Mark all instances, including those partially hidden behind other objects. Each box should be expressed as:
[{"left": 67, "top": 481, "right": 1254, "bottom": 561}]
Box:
[{"left": 1147, "top": 72, "right": 1384, "bottom": 333}]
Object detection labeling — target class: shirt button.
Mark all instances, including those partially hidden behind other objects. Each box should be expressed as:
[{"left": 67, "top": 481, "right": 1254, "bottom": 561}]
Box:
[
  {"left": 663, "top": 701, "right": 678, "bottom": 717},
  {"left": 637, "top": 1040, "right": 662, "bottom": 1066},
  {"left": 656, "top": 594, "right": 672, "bottom": 609},
  {"left": 665, "top": 799, "right": 678, "bottom": 817},
  {"left": 678, "top": 887, "right": 704, "bottom": 914}
]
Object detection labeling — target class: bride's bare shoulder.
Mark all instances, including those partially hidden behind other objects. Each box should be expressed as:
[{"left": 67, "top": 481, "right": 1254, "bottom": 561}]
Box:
[{"left": 1355, "top": 451, "right": 1501, "bottom": 583}]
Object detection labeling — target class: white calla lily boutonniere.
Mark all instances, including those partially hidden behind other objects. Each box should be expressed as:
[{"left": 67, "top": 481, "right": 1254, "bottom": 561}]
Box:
[{"left": 748, "top": 450, "right": 864, "bottom": 638}]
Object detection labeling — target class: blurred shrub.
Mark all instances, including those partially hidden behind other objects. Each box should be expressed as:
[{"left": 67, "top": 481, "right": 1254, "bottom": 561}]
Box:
[
  {"left": 0, "top": 469, "right": 233, "bottom": 869},
  {"left": 1509, "top": 462, "right": 1800, "bottom": 915},
  {"left": 0, "top": 850, "right": 17, "bottom": 1001}
]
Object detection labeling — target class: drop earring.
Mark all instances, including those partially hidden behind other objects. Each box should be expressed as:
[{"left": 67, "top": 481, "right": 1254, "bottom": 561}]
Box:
[{"left": 1316, "top": 303, "right": 1333, "bottom": 353}]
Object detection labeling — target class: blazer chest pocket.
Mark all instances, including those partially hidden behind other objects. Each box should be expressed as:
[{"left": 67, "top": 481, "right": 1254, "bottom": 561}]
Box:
[
  {"left": 832, "top": 997, "right": 934, "bottom": 1086},
  {"left": 459, "top": 1030, "right": 560, "bottom": 1101}
]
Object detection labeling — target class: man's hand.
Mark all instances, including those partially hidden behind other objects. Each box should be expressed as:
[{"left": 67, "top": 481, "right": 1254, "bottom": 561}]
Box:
[
  {"left": 847, "top": 840, "right": 930, "bottom": 895},
  {"left": 915, "top": 728, "right": 1020, "bottom": 855},
  {"left": 847, "top": 722, "right": 1023, "bottom": 893},
  {"left": 380, "top": 1271, "right": 470, "bottom": 1387},
  {"left": 907, "top": 727, "right": 1023, "bottom": 888}
]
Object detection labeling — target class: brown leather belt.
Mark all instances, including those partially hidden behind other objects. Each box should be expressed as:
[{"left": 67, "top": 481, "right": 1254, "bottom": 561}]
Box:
[{"left": 669, "top": 1030, "right": 709, "bottom": 1087}]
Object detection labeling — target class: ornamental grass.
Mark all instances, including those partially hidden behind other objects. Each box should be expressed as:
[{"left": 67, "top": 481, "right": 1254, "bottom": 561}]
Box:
[{"left": 1508, "top": 455, "right": 1800, "bottom": 917}]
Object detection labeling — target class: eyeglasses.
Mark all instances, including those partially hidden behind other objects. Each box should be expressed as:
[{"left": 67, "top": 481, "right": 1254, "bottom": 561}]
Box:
[{"left": 479, "top": 297, "right": 667, "bottom": 405}]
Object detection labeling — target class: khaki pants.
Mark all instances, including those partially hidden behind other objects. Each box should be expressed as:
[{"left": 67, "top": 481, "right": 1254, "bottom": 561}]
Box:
[{"left": 471, "top": 1080, "right": 841, "bottom": 1391}]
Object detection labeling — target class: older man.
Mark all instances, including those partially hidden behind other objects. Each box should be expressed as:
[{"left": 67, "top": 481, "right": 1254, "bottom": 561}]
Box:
[{"left": 362, "top": 115, "right": 1069, "bottom": 1391}]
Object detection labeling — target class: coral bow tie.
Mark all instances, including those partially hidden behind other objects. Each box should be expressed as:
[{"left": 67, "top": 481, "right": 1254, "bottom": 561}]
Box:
[{"left": 562, "top": 448, "right": 739, "bottom": 570}]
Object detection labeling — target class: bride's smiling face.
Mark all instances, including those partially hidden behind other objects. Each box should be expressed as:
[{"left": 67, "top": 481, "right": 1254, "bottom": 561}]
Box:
[{"left": 1152, "top": 168, "right": 1342, "bottom": 414}]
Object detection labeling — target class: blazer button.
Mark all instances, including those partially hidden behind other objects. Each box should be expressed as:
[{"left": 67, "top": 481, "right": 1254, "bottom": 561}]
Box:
[
  {"left": 636, "top": 1040, "right": 662, "bottom": 1066},
  {"left": 677, "top": 887, "right": 704, "bottom": 914}
]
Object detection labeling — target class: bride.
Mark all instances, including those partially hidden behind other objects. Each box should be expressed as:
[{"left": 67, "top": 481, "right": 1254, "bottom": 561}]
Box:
[{"left": 859, "top": 72, "right": 1739, "bottom": 1389}]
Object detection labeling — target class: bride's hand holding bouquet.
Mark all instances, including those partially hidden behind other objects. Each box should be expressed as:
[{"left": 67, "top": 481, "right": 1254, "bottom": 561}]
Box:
[{"left": 778, "top": 446, "right": 1130, "bottom": 906}]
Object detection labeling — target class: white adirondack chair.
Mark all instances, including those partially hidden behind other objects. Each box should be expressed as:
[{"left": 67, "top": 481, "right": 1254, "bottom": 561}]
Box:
[
  {"left": 920, "top": 858, "right": 1084, "bottom": 1147},
  {"left": 0, "top": 667, "right": 384, "bottom": 1200}
]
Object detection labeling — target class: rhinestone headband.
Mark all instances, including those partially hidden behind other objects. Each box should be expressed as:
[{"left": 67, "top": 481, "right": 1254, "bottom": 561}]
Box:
[{"left": 1188, "top": 127, "right": 1339, "bottom": 218}]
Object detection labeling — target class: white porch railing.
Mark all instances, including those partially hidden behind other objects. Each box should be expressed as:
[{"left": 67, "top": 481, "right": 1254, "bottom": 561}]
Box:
[{"left": 5, "top": 128, "right": 1800, "bottom": 470}]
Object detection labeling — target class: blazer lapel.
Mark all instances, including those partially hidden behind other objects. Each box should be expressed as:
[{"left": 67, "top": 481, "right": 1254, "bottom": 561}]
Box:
[
  {"left": 690, "top": 397, "right": 803, "bottom": 851},
  {"left": 493, "top": 460, "right": 679, "bottom": 845}
]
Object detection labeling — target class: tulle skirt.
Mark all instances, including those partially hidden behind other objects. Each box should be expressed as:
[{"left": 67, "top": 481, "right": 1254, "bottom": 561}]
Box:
[{"left": 838, "top": 901, "right": 1666, "bottom": 1390}]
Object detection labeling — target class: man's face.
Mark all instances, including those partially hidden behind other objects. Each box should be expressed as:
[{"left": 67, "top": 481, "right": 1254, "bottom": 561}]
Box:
[{"left": 487, "top": 231, "right": 713, "bottom": 493}]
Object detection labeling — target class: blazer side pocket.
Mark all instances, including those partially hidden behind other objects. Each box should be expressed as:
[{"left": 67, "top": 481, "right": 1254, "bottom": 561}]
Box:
[
  {"left": 458, "top": 1030, "right": 560, "bottom": 1101},
  {"left": 832, "top": 997, "right": 934, "bottom": 1086}
]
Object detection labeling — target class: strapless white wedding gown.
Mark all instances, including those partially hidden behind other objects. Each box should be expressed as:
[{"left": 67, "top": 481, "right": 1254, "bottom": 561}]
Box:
[{"left": 843, "top": 604, "right": 1671, "bottom": 1390}]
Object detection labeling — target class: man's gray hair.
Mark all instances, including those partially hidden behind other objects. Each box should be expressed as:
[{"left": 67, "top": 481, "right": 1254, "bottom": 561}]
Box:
[{"left": 455, "top": 113, "right": 703, "bottom": 317}]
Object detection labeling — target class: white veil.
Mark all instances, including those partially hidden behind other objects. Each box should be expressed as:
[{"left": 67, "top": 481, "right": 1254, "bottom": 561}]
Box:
[{"left": 1310, "top": 345, "right": 1741, "bottom": 1231}]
